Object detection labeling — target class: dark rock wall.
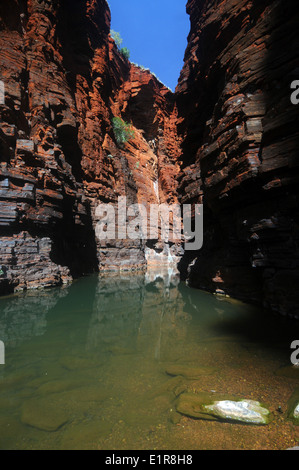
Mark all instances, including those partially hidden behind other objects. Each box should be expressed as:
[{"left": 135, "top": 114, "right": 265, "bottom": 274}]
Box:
[{"left": 177, "top": 0, "right": 299, "bottom": 317}]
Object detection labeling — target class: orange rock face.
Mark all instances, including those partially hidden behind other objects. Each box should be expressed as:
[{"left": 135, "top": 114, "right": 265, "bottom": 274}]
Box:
[
  {"left": 0, "top": 0, "right": 298, "bottom": 319},
  {"left": 0, "top": 0, "right": 182, "bottom": 293}
]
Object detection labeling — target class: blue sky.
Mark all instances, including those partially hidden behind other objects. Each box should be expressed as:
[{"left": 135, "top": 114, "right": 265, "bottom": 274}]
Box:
[{"left": 108, "top": 0, "right": 190, "bottom": 91}]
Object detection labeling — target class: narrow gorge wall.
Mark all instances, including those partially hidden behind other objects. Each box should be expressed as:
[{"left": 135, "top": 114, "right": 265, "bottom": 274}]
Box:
[
  {"left": 0, "top": 0, "right": 298, "bottom": 320},
  {"left": 177, "top": 0, "right": 299, "bottom": 317},
  {"left": 0, "top": 0, "right": 181, "bottom": 294}
]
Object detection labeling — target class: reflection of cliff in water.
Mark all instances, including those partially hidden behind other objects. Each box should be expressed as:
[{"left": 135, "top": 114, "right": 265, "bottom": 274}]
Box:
[
  {"left": 0, "top": 288, "right": 69, "bottom": 348},
  {"left": 0, "top": 271, "right": 192, "bottom": 360},
  {"left": 86, "top": 271, "right": 191, "bottom": 360}
]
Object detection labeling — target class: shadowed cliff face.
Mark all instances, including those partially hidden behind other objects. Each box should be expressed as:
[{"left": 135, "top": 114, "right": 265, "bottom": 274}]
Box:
[
  {"left": 177, "top": 0, "right": 299, "bottom": 317},
  {"left": 0, "top": 0, "right": 181, "bottom": 293}
]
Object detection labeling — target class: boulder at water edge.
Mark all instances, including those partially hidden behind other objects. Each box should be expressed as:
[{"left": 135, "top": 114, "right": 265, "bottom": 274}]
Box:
[{"left": 176, "top": 392, "right": 272, "bottom": 425}]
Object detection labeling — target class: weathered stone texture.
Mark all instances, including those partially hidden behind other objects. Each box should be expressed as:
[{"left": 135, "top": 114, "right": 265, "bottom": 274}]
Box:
[
  {"left": 177, "top": 0, "right": 299, "bottom": 317},
  {"left": 0, "top": 0, "right": 181, "bottom": 292},
  {"left": 0, "top": 0, "right": 298, "bottom": 319}
]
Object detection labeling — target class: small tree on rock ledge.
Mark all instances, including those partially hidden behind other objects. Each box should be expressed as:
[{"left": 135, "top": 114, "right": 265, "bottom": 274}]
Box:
[
  {"left": 112, "top": 117, "right": 135, "bottom": 147},
  {"left": 120, "top": 47, "right": 130, "bottom": 60},
  {"left": 111, "top": 30, "right": 131, "bottom": 61}
]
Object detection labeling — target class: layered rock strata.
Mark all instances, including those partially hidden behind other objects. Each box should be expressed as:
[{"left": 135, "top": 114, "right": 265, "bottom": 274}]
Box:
[
  {"left": 0, "top": 0, "right": 298, "bottom": 320},
  {"left": 0, "top": 0, "right": 181, "bottom": 293},
  {"left": 177, "top": 0, "right": 299, "bottom": 317}
]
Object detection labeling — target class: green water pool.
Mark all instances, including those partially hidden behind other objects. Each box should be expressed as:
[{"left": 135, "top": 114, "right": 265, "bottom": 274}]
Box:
[{"left": 0, "top": 272, "right": 298, "bottom": 450}]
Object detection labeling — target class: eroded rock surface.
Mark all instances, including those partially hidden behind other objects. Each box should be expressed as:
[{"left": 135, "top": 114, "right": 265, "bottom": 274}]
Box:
[
  {"left": 0, "top": 0, "right": 181, "bottom": 294},
  {"left": 177, "top": 0, "right": 299, "bottom": 318},
  {"left": 0, "top": 0, "right": 298, "bottom": 320}
]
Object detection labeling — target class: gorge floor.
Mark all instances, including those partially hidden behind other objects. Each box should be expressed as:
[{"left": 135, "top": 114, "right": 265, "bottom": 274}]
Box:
[{"left": 0, "top": 273, "right": 298, "bottom": 450}]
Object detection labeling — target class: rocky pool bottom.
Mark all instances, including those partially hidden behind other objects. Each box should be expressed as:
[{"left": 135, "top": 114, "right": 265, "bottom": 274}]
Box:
[{"left": 0, "top": 272, "right": 299, "bottom": 450}]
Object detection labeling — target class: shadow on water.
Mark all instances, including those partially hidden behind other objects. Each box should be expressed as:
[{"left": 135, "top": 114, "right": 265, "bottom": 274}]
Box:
[
  {"left": 0, "top": 271, "right": 297, "bottom": 368},
  {"left": 180, "top": 282, "right": 298, "bottom": 359}
]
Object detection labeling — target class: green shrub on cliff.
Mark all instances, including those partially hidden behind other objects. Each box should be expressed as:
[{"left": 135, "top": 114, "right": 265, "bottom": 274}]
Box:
[
  {"left": 110, "top": 30, "right": 131, "bottom": 60},
  {"left": 120, "top": 47, "right": 130, "bottom": 60},
  {"left": 111, "top": 30, "right": 123, "bottom": 48},
  {"left": 112, "top": 117, "right": 135, "bottom": 146}
]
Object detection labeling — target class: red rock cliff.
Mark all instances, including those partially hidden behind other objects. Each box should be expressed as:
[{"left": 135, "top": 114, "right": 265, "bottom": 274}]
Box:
[
  {"left": 0, "top": 0, "right": 181, "bottom": 293},
  {"left": 1, "top": 0, "right": 298, "bottom": 320},
  {"left": 176, "top": 0, "right": 299, "bottom": 317}
]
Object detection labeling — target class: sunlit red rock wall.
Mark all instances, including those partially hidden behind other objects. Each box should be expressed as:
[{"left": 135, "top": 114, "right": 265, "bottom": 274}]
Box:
[
  {"left": 0, "top": 0, "right": 181, "bottom": 293},
  {"left": 176, "top": 0, "right": 299, "bottom": 317},
  {"left": 1, "top": 0, "right": 298, "bottom": 319}
]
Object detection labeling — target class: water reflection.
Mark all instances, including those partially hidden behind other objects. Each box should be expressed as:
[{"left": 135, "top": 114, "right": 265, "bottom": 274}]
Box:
[
  {"left": 86, "top": 270, "right": 190, "bottom": 362},
  {"left": 0, "top": 272, "right": 298, "bottom": 450},
  {"left": 0, "top": 288, "right": 69, "bottom": 348}
]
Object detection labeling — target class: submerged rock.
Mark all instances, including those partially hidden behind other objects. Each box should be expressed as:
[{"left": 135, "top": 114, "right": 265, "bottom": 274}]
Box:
[
  {"left": 0, "top": 372, "right": 35, "bottom": 392},
  {"left": 169, "top": 410, "right": 182, "bottom": 425},
  {"left": 204, "top": 400, "right": 270, "bottom": 425},
  {"left": 152, "top": 392, "right": 176, "bottom": 414},
  {"left": 37, "top": 379, "right": 86, "bottom": 395},
  {"left": 148, "top": 376, "right": 186, "bottom": 399},
  {"left": 60, "top": 420, "right": 112, "bottom": 450},
  {"left": 21, "top": 398, "right": 70, "bottom": 432},
  {"left": 176, "top": 392, "right": 271, "bottom": 425},
  {"left": 165, "top": 364, "right": 217, "bottom": 379},
  {"left": 21, "top": 385, "right": 108, "bottom": 432}
]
